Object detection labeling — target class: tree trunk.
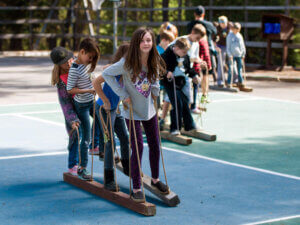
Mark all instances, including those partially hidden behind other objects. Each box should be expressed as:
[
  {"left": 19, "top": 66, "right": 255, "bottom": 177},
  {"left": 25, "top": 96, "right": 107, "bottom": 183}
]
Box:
[
  {"left": 149, "top": 0, "right": 154, "bottom": 22},
  {"left": 122, "top": 0, "right": 128, "bottom": 39}
]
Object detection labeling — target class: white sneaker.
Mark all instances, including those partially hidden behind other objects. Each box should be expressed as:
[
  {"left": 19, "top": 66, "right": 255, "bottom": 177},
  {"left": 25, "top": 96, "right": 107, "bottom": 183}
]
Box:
[
  {"left": 192, "top": 108, "right": 201, "bottom": 114},
  {"left": 170, "top": 130, "right": 180, "bottom": 135}
]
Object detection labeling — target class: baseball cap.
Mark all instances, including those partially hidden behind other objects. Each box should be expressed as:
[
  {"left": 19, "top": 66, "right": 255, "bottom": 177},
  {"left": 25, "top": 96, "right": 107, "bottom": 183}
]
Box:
[
  {"left": 50, "top": 46, "right": 73, "bottom": 65},
  {"left": 195, "top": 5, "right": 205, "bottom": 16}
]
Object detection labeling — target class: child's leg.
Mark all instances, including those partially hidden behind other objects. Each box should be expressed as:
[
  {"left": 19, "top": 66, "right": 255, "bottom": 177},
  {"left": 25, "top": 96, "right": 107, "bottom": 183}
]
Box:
[
  {"left": 125, "top": 119, "right": 144, "bottom": 190},
  {"left": 235, "top": 57, "right": 244, "bottom": 83},
  {"left": 74, "top": 101, "right": 93, "bottom": 168},
  {"left": 114, "top": 113, "right": 130, "bottom": 160},
  {"left": 191, "top": 82, "right": 198, "bottom": 110},
  {"left": 68, "top": 132, "right": 79, "bottom": 169},
  {"left": 89, "top": 104, "right": 101, "bottom": 150},
  {"left": 227, "top": 58, "right": 233, "bottom": 84},
  {"left": 95, "top": 105, "right": 105, "bottom": 158},
  {"left": 142, "top": 115, "right": 160, "bottom": 180},
  {"left": 180, "top": 91, "right": 196, "bottom": 131},
  {"left": 165, "top": 85, "right": 183, "bottom": 131}
]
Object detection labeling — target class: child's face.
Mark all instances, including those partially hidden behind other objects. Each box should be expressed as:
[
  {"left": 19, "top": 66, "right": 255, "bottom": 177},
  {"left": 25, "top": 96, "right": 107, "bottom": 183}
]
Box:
[
  {"left": 173, "top": 46, "right": 188, "bottom": 57},
  {"left": 232, "top": 28, "right": 239, "bottom": 34},
  {"left": 190, "top": 32, "right": 202, "bottom": 42},
  {"left": 139, "top": 32, "right": 153, "bottom": 54},
  {"left": 60, "top": 58, "right": 74, "bottom": 71},
  {"left": 220, "top": 22, "right": 227, "bottom": 29},
  {"left": 80, "top": 49, "right": 95, "bottom": 65}
]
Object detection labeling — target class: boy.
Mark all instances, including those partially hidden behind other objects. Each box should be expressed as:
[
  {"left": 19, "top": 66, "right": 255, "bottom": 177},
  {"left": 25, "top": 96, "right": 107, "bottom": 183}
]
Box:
[
  {"left": 157, "top": 30, "right": 175, "bottom": 54},
  {"left": 161, "top": 38, "right": 198, "bottom": 135},
  {"left": 226, "top": 22, "right": 252, "bottom": 92}
]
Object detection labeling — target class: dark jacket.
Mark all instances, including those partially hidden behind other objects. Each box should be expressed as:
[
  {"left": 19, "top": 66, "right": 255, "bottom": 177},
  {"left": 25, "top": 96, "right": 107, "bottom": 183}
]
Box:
[{"left": 161, "top": 45, "right": 198, "bottom": 89}]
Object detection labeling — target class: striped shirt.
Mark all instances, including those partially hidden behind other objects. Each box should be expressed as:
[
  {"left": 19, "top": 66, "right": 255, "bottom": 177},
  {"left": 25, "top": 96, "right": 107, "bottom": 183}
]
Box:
[{"left": 67, "top": 62, "right": 94, "bottom": 103}]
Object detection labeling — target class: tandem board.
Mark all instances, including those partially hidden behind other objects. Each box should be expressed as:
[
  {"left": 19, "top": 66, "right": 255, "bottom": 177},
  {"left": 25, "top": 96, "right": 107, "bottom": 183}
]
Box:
[
  {"left": 63, "top": 173, "right": 156, "bottom": 216},
  {"left": 115, "top": 162, "right": 180, "bottom": 207},
  {"left": 163, "top": 124, "right": 216, "bottom": 141}
]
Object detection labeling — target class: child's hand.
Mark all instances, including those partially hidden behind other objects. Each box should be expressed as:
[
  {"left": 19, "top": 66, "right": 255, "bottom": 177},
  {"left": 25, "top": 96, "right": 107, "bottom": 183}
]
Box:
[
  {"left": 167, "top": 71, "right": 173, "bottom": 80},
  {"left": 88, "top": 88, "right": 96, "bottom": 94},
  {"left": 71, "top": 121, "right": 80, "bottom": 129},
  {"left": 200, "top": 61, "right": 207, "bottom": 69},
  {"left": 192, "top": 76, "right": 201, "bottom": 85},
  {"left": 103, "top": 100, "right": 111, "bottom": 111}
]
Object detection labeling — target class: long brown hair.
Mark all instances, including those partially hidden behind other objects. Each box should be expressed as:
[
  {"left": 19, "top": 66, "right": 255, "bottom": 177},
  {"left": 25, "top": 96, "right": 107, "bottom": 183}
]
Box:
[
  {"left": 124, "top": 27, "right": 166, "bottom": 83},
  {"left": 112, "top": 42, "right": 130, "bottom": 63},
  {"left": 51, "top": 64, "right": 60, "bottom": 86},
  {"left": 79, "top": 37, "right": 100, "bottom": 73}
]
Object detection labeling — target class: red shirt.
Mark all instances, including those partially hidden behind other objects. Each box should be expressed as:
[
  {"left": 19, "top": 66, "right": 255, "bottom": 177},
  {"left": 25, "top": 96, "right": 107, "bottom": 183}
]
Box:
[{"left": 193, "top": 38, "right": 212, "bottom": 74}]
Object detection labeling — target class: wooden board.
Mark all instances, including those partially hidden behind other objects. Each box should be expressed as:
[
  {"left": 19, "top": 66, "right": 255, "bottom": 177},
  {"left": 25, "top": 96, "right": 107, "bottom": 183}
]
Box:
[
  {"left": 160, "top": 130, "right": 192, "bottom": 145},
  {"left": 163, "top": 124, "right": 216, "bottom": 142},
  {"left": 209, "top": 85, "right": 238, "bottom": 93},
  {"left": 115, "top": 162, "right": 180, "bottom": 207},
  {"left": 180, "top": 129, "right": 217, "bottom": 142},
  {"left": 63, "top": 173, "right": 156, "bottom": 216}
]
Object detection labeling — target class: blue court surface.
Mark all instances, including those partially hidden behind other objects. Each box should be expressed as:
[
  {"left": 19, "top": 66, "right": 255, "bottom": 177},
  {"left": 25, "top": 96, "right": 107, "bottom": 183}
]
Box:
[{"left": 0, "top": 92, "right": 299, "bottom": 225}]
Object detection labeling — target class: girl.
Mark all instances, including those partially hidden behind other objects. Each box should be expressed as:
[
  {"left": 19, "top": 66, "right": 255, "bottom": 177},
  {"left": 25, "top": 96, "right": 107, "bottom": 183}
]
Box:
[
  {"left": 67, "top": 38, "right": 100, "bottom": 181},
  {"left": 102, "top": 27, "right": 168, "bottom": 202},
  {"left": 93, "top": 43, "right": 130, "bottom": 192},
  {"left": 50, "top": 46, "right": 80, "bottom": 175}
]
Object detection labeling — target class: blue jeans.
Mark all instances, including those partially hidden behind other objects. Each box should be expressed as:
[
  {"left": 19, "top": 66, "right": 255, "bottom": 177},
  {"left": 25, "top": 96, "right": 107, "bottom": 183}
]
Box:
[
  {"left": 67, "top": 126, "right": 80, "bottom": 169},
  {"left": 191, "top": 82, "right": 198, "bottom": 110},
  {"left": 89, "top": 104, "right": 101, "bottom": 150},
  {"left": 228, "top": 57, "right": 243, "bottom": 84},
  {"left": 98, "top": 107, "right": 130, "bottom": 170},
  {"left": 165, "top": 85, "right": 195, "bottom": 132},
  {"left": 74, "top": 100, "right": 94, "bottom": 168}
]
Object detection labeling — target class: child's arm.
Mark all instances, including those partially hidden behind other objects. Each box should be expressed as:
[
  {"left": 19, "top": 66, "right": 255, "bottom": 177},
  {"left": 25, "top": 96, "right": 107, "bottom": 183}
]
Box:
[
  {"left": 57, "top": 82, "right": 80, "bottom": 132},
  {"left": 93, "top": 75, "right": 111, "bottom": 110},
  {"left": 102, "top": 58, "right": 130, "bottom": 100},
  {"left": 226, "top": 34, "right": 232, "bottom": 59},
  {"left": 239, "top": 34, "right": 246, "bottom": 58},
  {"left": 66, "top": 67, "right": 95, "bottom": 95},
  {"left": 67, "top": 87, "right": 95, "bottom": 95}
]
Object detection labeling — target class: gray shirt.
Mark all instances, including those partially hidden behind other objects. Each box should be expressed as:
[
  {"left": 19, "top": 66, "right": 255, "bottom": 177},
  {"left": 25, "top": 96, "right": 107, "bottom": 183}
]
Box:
[
  {"left": 226, "top": 32, "right": 246, "bottom": 58},
  {"left": 102, "top": 58, "right": 159, "bottom": 121}
]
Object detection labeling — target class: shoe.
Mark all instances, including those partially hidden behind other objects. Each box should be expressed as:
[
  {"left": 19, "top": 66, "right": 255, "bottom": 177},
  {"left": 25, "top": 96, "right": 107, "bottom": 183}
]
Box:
[
  {"left": 192, "top": 108, "right": 201, "bottom": 114},
  {"left": 238, "top": 83, "right": 253, "bottom": 92},
  {"left": 89, "top": 146, "right": 99, "bottom": 155},
  {"left": 232, "top": 83, "right": 238, "bottom": 87},
  {"left": 170, "top": 130, "right": 180, "bottom": 136},
  {"left": 130, "top": 191, "right": 145, "bottom": 203},
  {"left": 114, "top": 155, "right": 120, "bottom": 163},
  {"left": 121, "top": 159, "right": 130, "bottom": 176},
  {"left": 68, "top": 165, "right": 78, "bottom": 176},
  {"left": 99, "top": 151, "right": 104, "bottom": 161},
  {"left": 226, "top": 84, "right": 232, "bottom": 88},
  {"left": 77, "top": 168, "right": 92, "bottom": 181},
  {"left": 104, "top": 169, "right": 119, "bottom": 192},
  {"left": 159, "top": 119, "right": 165, "bottom": 131},
  {"left": 200, "top": 95, "right": 210, "bottom": 104},
  {"left": 151, "top": 180, "right": 169, "bottom": 194},
  {"left": 218, "top": 84, "right": 224, "bottom": 88}
]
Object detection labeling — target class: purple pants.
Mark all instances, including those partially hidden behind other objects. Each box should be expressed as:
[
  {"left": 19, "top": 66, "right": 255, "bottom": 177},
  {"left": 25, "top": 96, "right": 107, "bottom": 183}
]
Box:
[{"left": 126, "top": 115, "right": 160, "bottom": 189}]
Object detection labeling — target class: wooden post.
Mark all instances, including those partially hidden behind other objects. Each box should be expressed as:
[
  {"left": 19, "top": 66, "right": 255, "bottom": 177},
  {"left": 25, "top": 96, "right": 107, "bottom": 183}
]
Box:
[
  {"left": 280, "top": 40, "right": 288, "bottom": 71},
  {"left": 162, "top": 0, "right": 169, "bottom": 21},
  {"left": 244, "top": 0, "right": 248, "bottom": 42},
  {"left": 113, "top": 1, "right": 118, "bottom": 53},
  {"left": 149, "top": 0, "right": 154, "bottom": 22},
  {"left": 266, "top": 38, "right": 272, "bottom": 68}
]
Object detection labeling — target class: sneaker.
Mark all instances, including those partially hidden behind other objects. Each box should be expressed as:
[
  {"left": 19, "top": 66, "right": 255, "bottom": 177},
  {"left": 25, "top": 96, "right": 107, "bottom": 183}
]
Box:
[
  {"left": 151, "top": 180, "right": 169, "bottom": 194},
  {"left": 77, "top": 168, "right": 92, "bottom": 181},
  {"left": 200, "top": 95, "right": 210, "bottom": 104},
  {"left": 89, "top": 146, "right": 99, "bottom": 155},
  {"left": 170, "top": 130, "right": 180, "bottom": 136},
  {"left": 104, "top": 169, "right": 120, "bottom": 192},
  {"left": 159, "top": 119, "right": 165, "bottom": 131},
  {"left": 68, "top": 165, "right": 78, "bottom": 176},
  {"left": 130, "top": 191, "right": 145, "bottom": 203},
  {"left": 192, "top": 108, "right": 201, "bottom": 114}
]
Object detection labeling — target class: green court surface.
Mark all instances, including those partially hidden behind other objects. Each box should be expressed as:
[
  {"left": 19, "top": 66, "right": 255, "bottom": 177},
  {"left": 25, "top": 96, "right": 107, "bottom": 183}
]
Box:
[{"left": 0, "top": 92, "right": 299, "bottom": 224}]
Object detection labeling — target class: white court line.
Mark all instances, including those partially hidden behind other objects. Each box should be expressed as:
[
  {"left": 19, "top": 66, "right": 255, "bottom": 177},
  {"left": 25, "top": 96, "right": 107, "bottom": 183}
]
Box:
[
  {"left": 0, "top": 151, "right": 67, "bottom": 160},
  {"left": 211, "top": 92, "right": 300, "bottom": 105},
  {"left": 2, "top": 102, "right": 300, "bottom": 181},
  {"left": 212, "top": 98, "right": 261, "bottom": 103},
  {"left": 241, "top": 215, "right": 300, "bottom": 225},
  {"left": 0, "top": 110, "right": 61, "bottom": 117},
  {"left": 0, "top": 101, "right": 57, "bottom": 107},
  {"left": 14, "top": 114, "right": 64, "bottom": 127},
  {"left": 163, "top": 147, "right": 300, "bottom": 181}
]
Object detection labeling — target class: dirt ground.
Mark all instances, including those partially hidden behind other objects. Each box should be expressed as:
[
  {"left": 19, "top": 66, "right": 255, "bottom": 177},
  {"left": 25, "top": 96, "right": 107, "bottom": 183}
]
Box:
[{"left": 0, "top": 57, "right": 300, "bottom": 105}]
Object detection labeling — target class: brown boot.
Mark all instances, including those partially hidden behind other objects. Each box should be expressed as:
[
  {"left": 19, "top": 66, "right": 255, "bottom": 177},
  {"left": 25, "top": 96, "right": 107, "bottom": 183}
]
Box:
[{"left": 238, "top": 83, "right": 253, "bottom": 92}]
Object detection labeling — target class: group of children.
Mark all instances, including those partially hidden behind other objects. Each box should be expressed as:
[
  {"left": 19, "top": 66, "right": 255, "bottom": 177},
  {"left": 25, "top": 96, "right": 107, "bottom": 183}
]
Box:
[{"left": 50, "top": 5, "right": 250, "bottom": 202}]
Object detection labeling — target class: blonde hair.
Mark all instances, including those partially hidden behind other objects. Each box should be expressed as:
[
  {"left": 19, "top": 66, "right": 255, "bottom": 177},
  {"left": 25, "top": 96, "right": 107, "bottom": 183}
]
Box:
[
  {"left": 174, "top": 38, "right": 191, "bottom": 50},
  {"left": 192, "top": 24, "right": 206, "bottom": 37},
  {"left": 51, "top": 64, "right": 60, "bottom": 86},
  {"left": 218, "top": 15, "right": 228, "bottom": 24},
  {"left": 159, "top": 22, "right": 178, "bottom": 39}
]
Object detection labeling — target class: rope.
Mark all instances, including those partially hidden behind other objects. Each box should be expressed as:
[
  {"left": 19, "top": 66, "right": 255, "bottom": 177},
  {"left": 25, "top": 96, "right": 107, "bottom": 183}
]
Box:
[
  {"left": 242, "top": 58, "right": 247, "bottom": 83},
  {"left": 154, "top": 98, "right": 170, "bottom": 193},
  {"left": 75, "top": 126, "right": 81, "bottom": 167},
  {"left": 91, "top": 94, "right": 96, "bottom": 181},
  {"left": 129, "top": 103, "right": 146, "bottom": 201},
  {"left": 171, "top": 77, "right": 180, "bottom": 132}
]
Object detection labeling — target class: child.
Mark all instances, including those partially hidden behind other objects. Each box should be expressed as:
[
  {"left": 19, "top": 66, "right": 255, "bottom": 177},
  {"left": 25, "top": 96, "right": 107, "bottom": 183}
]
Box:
[
  {"left": 156, "top": 22, "right": 178, "bottom": 46},
  {"left": 93, "top": 43, "right": 130, "bottom": 192},
  {"left": 67, "top": 38, "right": 100, "bottom": 181},
  {"left": 102, "top": 27, "right": 168, "bottom": 202},
  {"left": 161, "top": 38, "right": 198, "bottom": 135},
  {"left": 50, "top": 47, "right": 80, "bottom": 176},
  {"left": 156, "top": 30, "right": 175, "bottom": 130},
  {"left": 226, "top": 22, "right": 247, "bottom": 90},
  {"left": 192, "top": 24, "right": 211, "bottom": 112}
]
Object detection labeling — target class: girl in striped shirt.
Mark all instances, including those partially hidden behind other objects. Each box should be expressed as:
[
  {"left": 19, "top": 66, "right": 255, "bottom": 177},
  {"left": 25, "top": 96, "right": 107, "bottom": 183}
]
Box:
[{"left": 67, "top": 38, "right": 100, "bottom": 181}]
